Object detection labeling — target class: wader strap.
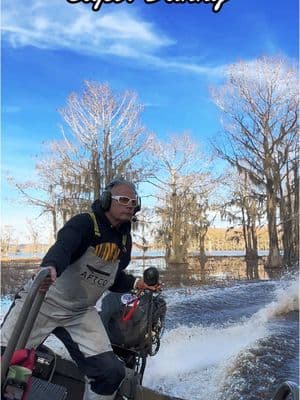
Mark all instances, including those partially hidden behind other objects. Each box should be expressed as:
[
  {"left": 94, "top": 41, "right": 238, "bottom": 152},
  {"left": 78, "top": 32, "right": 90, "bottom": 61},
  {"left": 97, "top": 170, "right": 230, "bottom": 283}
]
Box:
[
  {"left": 88, "top": 212, "right": 101, "bottom": 237},
  {"left": 88, "top": 212, "right": 128, "bottom": 247},
  {"left": 122, "top": 234, "right": 127, "bottom": 248}
]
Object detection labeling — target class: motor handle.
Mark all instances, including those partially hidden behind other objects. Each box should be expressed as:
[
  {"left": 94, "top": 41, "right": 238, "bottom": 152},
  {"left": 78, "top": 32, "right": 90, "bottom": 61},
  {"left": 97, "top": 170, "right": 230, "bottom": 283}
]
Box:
[{"left": 143, "top": 267, "right": 159, "bottom": 287}]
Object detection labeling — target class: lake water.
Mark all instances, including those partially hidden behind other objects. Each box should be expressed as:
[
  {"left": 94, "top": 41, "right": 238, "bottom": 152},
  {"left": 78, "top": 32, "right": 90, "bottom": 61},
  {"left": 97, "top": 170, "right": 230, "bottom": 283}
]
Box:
[
  {"left": 4, "top": 249, "right": 270, "bottom": 259},
  {"left": 143, "top": 277, "right": 299, "bottom": 399},
  {"left": 1, "top": 263, "right": 298, "bottom": 400}
]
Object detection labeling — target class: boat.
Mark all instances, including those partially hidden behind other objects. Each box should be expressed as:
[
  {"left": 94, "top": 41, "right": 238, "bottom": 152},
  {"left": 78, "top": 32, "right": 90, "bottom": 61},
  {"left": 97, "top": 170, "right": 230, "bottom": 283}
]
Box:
[{"left": 1, "top": 269, "right": 299, "bottom": 400}]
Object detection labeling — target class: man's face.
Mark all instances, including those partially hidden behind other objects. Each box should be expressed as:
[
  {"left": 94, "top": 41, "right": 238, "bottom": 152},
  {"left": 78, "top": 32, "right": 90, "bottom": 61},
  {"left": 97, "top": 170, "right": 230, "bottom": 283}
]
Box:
[{"left": 106, "top": 184, "right": 137, "bottom": 226}]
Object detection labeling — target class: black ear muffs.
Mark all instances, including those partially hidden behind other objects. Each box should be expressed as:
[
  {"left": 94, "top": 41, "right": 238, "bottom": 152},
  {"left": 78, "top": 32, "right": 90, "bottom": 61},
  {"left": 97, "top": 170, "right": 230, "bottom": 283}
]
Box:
[
  {"left": 134, "top": 197, "right": 141, "bottom": 214},
  {"left": 100, "top": 190, "right": 112, "bottom": 211}
]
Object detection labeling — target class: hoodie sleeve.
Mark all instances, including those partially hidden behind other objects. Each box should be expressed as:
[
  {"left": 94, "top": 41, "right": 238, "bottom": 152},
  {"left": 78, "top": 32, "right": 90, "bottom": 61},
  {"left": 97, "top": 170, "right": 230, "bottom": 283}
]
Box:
[
  {"left": 40, "top": 213, "right": 93, "bottom": 276},
  {"left": 108, "top": 270, "right": 136, "bottom": 293}
]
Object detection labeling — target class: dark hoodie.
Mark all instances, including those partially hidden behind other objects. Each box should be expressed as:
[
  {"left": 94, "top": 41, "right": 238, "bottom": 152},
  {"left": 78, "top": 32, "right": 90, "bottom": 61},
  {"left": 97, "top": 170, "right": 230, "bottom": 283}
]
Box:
[{"left": 40, "top": 199, "right": 135, "bottom": 292}]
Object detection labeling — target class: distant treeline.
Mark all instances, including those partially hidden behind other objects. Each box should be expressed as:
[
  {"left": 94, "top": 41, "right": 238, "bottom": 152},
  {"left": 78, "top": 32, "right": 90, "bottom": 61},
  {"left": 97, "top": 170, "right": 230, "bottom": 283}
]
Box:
[{"left": 2, "top": 226, "right": 271, "bottom": 258}]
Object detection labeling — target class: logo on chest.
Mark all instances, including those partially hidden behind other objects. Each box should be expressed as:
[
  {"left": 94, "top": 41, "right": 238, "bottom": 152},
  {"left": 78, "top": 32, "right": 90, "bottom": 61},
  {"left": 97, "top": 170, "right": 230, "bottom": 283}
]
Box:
[
  {"left": 80, "top": 264, "right": 111, "bottom": 287},
  {"left": 94, "top": 242, "right": 120, "bottom": 261}
]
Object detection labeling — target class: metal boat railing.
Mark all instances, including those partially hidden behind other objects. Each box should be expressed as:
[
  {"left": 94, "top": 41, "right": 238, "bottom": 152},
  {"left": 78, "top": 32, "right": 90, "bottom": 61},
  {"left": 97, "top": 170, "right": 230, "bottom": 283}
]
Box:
[{"left": 1, "top": 269, "right": 50, "bottom": 386}]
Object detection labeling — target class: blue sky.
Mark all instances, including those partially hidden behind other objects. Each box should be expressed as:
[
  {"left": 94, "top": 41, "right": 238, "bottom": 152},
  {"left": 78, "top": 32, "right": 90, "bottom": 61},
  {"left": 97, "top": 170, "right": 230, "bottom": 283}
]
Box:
[{"left": 1, "top": 0, "right": 299, "bottom": 243}]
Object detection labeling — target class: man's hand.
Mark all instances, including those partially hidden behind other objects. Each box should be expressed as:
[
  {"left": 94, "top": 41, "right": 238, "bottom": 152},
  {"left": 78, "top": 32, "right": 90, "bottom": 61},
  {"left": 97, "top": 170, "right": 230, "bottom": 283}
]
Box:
[
  {"left": 39, "top": 266, "right": 57, "bottom": 292},
  {"left": 135, "top": 278, "right": 161, "bottom": 292}
]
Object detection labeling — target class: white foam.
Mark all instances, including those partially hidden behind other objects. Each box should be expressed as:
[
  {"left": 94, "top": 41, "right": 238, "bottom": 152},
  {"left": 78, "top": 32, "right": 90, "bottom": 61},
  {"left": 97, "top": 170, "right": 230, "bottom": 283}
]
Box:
[
  {"left": 253, "top": 278, "right": 299, "bottom": 323},
  {"left": 144, "top": 278, "right": 299, "bottom": 399}
]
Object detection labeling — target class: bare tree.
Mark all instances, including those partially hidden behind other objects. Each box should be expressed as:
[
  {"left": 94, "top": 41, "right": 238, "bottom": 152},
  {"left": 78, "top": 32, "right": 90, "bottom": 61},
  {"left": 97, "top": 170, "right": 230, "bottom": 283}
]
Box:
[
  {"left": 9, "top": 82, "right": 154, "bottom": 237},
  {"left": 26, "top": 219, "right": 40, "bottom": 255},
  {"left": 277, "top": 142, "right": 299, "bottom": 266},
  {"left": 221, "top": 170, "right": 265, "bottom": 278},
  {"left": 7, "top": 175, "right": 58, "bottom": 240},
  {"left": 131, "top": 207, "right": 158, "bottom": 269},
  {"left": 1, "top": 225, "right": 17, "bottom": 257},
  {"left": 211, "top": 56, "right": 299, "bottom": 268},
  {"left": 59, "top": 81, "right": 153, "bottom": 196},
  {"left": 35, "top": 140, "right": 92, "bottom": 226},
  {"left": 150, "top": 133, "right": 217, "bottom": 263},
  {"left": 189, "top": 199, "right": 216, "bottom": 266}
]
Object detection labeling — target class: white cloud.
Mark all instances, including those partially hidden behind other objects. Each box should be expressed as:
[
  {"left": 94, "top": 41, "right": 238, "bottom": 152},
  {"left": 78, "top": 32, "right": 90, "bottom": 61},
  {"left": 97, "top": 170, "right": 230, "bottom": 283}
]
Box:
[
  {"left": 2, "top": 1, "right": 173, "bottom": 55},
  {"left": 1, "top": 0, "right": 226, "bottom": 77},
  {"left": 141, "top": 54, "right": 226, "bottom": 77}
]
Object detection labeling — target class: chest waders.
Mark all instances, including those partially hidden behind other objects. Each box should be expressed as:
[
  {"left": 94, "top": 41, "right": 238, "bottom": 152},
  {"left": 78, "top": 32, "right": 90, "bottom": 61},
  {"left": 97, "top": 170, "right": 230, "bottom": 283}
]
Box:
[{"left": 1, "top": 211, "right": 125, "bottom": 365}]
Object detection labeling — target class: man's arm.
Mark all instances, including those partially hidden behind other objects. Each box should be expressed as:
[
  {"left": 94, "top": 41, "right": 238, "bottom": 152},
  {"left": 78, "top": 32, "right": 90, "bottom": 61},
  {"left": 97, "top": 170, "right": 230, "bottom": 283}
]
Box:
[
  {"left": 108, "top": 270, "right": 136, "bottom": 293},
  {"left": 109, "top": 234, "right": 160, "bottom": 292},
  {"left": 109, "top": 271, "right": 161, "bottom": 293}
]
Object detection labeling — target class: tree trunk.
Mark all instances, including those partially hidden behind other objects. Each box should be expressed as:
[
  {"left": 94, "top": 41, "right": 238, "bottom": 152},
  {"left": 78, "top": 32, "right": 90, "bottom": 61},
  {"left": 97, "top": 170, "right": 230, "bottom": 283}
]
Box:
[
  {"left": 245, "top": 224, "right": 259, "bottom": 279},
  {"left": 292, "top": 161, "right": 299, "bottom": 263},
  {"left": 51, "top": 209, "right": 58, "bottom": 241},
  {"left": 198, "top": 231, "right": 207, "bottom": 280},
  {"left": 240, "top": 204, "right": 259, "bottom": 277},
  {"left": 91, "top": 150, "right": 101, "bottom": 200},
  {"left": 265, "top": 184, "right": 282, "bottom": 268},
  {"left": 279, "top": 166, "right": 292, "bottom": 266}
]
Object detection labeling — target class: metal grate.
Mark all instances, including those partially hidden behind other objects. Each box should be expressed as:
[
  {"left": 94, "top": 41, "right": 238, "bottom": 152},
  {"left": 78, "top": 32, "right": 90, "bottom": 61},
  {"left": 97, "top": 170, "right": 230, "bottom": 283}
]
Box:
[{"left": 27, "top": 377, "right": 67, "bottom": 400}]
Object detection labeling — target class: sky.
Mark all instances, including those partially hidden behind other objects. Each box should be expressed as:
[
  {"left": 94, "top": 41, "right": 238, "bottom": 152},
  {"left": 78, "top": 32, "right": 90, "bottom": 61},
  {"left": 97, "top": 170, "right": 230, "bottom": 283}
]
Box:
[{"left": 1, "top": 0, "right": 299, "bottom": 244}]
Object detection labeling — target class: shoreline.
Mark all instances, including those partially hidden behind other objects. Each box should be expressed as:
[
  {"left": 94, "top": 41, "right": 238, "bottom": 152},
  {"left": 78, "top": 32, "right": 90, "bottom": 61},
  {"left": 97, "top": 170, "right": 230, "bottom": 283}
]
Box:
[{"left": 0, "top": 253, "right": 269, "bottom": 269}]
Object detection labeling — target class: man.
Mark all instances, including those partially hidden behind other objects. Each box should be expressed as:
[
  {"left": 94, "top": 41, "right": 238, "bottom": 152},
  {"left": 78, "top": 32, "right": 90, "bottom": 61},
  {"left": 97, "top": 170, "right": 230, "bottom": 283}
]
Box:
[{"left": 1, "top": 179, "right": 159, "bottom": 400}]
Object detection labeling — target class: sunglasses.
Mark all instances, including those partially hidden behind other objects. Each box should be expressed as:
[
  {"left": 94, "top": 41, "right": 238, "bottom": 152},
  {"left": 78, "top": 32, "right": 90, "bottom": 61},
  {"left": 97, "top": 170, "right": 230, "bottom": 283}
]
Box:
[{"left": 111, "top": 195, "right": 138, "bottom": 207}]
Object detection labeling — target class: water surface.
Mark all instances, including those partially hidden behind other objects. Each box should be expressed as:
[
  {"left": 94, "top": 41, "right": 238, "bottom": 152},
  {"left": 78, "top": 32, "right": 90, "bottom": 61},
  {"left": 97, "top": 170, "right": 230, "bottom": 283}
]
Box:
[{"left": 1, "top": 267, "right": 298, "bottom": 400}]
